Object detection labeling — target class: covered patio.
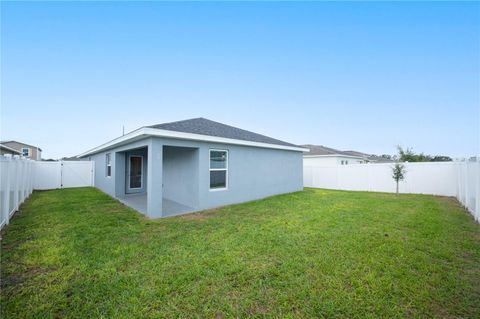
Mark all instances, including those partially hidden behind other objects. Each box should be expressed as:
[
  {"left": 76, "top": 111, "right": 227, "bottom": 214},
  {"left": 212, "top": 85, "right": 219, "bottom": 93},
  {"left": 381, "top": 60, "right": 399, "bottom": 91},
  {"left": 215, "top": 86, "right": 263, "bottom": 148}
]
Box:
[
  {"left": 119, "top": 193, "right": 196, "bottom": 217},
  {"left": 115, "top": 143, "right": 199, "bottom": 217}
]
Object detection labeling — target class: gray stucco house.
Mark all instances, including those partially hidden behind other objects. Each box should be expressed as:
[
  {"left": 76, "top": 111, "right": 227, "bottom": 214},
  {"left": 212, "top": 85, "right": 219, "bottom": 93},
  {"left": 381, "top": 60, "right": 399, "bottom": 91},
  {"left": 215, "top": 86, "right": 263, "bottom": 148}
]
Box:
[{"left": 80, "top": 118, "right": 307, "bottom": 218}]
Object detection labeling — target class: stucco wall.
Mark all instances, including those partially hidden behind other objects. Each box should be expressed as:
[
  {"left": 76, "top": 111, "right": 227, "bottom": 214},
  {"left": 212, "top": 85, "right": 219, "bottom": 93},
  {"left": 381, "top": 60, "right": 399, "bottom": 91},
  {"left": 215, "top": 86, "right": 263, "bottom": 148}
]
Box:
[
  {"left": 90, "top": 139, "right": 151, "bottom": 198},
  {"left": 162, "top": 146, "right": 199, "bottom": 208},
  {"left": 87, "top": 136, "right": 303, "bottom": 217}
]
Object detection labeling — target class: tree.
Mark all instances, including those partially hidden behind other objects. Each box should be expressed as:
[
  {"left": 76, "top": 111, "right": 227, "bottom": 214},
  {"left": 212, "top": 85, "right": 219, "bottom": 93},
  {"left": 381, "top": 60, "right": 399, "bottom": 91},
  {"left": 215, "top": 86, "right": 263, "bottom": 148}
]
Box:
[
  {"left": 392, "top": 163, "right": 406, "bottom": 195},
  {"left": 432, "top": 155, "right": 453, "bottom": 162},
  {"left": 396, "top": 146, "right": 451, "bottom": 162},
  {"left": 397, "top": 146, "right": 432, "bottom": 162}
]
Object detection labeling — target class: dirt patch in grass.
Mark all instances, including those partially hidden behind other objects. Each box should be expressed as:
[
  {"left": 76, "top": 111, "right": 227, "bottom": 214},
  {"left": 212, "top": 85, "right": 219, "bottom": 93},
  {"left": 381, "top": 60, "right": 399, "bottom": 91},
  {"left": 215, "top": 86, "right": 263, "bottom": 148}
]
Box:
[
  {"left": 180, "top": 209, "right": 219, "bottom": 221},
  {"left": 2, "top": 266, "right": 58, "bottom": 289}
]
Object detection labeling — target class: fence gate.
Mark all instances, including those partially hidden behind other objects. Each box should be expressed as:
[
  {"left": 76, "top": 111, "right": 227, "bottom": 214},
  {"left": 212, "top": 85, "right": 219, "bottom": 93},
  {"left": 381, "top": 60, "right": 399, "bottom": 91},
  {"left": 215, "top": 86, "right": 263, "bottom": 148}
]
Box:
[{"left": 34, "top": 161, "right": 94, "bottom": 190}]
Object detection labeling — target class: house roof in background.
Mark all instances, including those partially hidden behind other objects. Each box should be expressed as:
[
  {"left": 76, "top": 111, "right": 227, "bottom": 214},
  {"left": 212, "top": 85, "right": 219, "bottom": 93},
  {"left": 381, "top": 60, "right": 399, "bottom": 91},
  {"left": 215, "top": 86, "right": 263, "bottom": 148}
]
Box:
[
  {"left": 0, "top": 143, "right": 21, "bottom": 154},
  {"left": 148, "top": 118, "right": 298, "bottom": 148},
  {"left": 301, "top": 144, "right": 395, "bottom": 163},
  {"left": 0, "top": 140, "right": 42, "bottom": 152},
  {"left": 79, "top": 118, "right": 307, "bottom": 157},
  {"left": 301, "top": 144, "right": 353, "bottom": 156}
]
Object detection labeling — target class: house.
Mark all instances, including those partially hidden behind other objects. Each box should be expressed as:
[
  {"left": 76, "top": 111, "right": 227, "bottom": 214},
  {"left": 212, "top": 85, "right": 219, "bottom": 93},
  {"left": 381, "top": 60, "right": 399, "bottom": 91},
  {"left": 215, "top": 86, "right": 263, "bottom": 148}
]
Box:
[
  {"left": 302, "top": 144, "right": 394, "bottom": 166},
  {"left": 302, "top": 145, "right": 367, "bottom": 166},
  {"left": 341, "top": 150, "right": 395, "bottom": 163},
  {"left": 79, "top": 118, "right": 307, "bottom": 218},
  {"left": 0, "top": 143, "right": 21, "bottom": 156},
  {"left": 0, "top": 141, "right": 42, "bottom": 160}
]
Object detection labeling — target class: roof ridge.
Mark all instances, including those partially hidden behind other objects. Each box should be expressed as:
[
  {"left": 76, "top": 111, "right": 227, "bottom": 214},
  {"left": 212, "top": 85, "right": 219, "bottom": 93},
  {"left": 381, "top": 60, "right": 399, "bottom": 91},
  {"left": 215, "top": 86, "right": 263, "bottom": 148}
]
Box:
[{"left": 147, "top": 117, "right": 298, "bottom": 148}]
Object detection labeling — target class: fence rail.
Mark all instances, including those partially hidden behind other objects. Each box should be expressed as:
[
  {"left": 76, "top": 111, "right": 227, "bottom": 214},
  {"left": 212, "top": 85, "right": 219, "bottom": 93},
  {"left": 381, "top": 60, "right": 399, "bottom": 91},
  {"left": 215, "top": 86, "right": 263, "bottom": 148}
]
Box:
[
  {"left": 0, "top": 156, "right": 94, "bottom": 229},
  {"left": 304, "top": 160, "right": 480, "bottom": 222}
]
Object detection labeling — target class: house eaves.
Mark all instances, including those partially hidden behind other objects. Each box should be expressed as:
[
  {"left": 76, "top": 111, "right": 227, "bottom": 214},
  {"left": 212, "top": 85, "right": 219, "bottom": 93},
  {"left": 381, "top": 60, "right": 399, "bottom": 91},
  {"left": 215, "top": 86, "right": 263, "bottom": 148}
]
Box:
[{"left": 79, "top": 127, "right": 309, "bottom": 157}]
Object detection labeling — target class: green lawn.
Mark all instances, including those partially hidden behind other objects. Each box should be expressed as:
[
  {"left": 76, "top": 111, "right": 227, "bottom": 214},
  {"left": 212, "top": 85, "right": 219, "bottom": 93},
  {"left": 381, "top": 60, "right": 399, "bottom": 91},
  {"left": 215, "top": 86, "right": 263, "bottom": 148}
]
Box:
[{"left": 1, "top": 188, "right": 479, "bottom": 318}]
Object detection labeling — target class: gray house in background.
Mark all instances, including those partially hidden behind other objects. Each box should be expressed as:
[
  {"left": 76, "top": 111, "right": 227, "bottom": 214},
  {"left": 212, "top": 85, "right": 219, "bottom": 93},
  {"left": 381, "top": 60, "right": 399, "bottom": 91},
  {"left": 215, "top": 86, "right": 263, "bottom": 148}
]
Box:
[{"left": 79, "top": 118, "right": 306, "bottom": 218}]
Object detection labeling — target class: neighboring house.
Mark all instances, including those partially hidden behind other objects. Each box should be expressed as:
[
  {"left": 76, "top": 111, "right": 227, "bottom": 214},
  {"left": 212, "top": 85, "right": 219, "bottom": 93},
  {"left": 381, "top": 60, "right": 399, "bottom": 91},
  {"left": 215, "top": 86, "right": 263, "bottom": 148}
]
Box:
[
  {"left": 0, "top": 143, "right": 21, "bottom": 156},
  {"left": 0, "top": 141, "right": 42, "bottom": 160},
  {"left": 302, "top": 144, "right": 395, "bottom": 166},
  {"left": 79, "top": 118, "right": 307, "bottom": 218},
  {"left": 61, "top": 156, "right": 83, "bottom": 161},
  {"left": 341, "top": 150, "right": 395, "bottom": 163},
  {"left": 302, "top": 145, "right": 367, "bottom": 166}
]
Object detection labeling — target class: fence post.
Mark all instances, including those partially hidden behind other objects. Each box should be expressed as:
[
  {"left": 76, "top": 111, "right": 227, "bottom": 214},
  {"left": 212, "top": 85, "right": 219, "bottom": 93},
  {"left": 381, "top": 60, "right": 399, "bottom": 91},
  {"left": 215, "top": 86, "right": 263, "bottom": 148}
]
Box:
[
  {"left": 21, "top": 158, "right": 26, "bottom": 201},
  {"left": 31, "top": 160, "right": 35, "bottom": 194},
  {"left": 457, "top": 161, "right": 461, "bottom": 204},
  {"left": 476, "top": 159, "right": 480, "bottom": 222},
  {"left": 27, "top": 161, "right": 31, "bottom": 195},
  {"left": 464, "top": 161, "right": 469, "bottom": 208},
  {"left": 91, "top": 161, "right": 95, "bottom": 186},
  {"left": 31, "top": 160, "right": 34, "bottom": 194},
  {"left": 12, "top": 156, "right": 19, "bottom": 212},
  {"left": 2, "top": 156, "right": 11, "bottom": 226}
]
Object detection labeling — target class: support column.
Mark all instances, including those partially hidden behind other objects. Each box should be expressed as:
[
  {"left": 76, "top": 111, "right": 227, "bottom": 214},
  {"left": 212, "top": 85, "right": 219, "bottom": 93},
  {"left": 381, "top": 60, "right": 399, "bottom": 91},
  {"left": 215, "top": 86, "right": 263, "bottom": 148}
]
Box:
[
  {"left": 147, "top": 139, "right": 163, "bottom": 218},
  {"left": 114, "top": 152, "right": 126, "bottom": 198}
]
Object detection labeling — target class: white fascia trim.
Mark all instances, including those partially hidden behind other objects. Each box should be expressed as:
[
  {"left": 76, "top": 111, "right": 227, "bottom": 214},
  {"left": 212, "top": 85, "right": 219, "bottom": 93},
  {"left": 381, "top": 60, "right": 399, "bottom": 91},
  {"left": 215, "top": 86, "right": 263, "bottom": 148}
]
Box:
[
  {"left": 79, "top": 127, "right": 309, "bottom": 157},
  {"left": 303, "top": 154, "right": 366, "bottom": 160}
]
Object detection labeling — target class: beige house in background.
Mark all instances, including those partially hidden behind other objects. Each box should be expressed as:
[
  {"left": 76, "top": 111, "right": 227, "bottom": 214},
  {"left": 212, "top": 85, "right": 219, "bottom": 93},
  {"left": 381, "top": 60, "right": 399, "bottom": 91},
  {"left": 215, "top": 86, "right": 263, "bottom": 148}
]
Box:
[
  {"left": 0, "top": 141, "right": 42, "bottom": 160},
  {"left": 0, "top": 143, "right": 21, "bottom": 156}
]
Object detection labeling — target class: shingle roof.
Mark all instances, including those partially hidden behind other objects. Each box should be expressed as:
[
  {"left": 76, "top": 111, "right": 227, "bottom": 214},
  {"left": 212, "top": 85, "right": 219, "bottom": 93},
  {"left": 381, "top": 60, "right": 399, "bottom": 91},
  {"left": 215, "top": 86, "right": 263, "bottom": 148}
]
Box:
[
  {"left": 1, "top": 140, "right": 42, "bottom": 151},
  {"left": 302, "top": 144, "right": 396, "bottom": 163},
  {"left": 148, "top": 118, "right": 298, "bottom": 148},
  {"left": 301, "top": 144, "right": 350, "bottom": 156}
]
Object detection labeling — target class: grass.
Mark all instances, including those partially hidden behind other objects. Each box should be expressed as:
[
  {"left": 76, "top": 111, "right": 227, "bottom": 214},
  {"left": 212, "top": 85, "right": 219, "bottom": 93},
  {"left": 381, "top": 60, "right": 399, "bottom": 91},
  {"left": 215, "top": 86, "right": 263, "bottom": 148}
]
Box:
[{"left": 1, "top": 187, "right": 479, "bottom": 318}]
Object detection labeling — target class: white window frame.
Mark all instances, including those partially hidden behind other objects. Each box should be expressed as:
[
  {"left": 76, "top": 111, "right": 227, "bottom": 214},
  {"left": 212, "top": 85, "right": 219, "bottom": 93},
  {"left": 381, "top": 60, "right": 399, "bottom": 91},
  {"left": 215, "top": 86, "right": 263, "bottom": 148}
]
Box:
[
  {"left": 106, "top": 153, "right": 112, "bottom": 177},
  {"left": 209, "top": 149, "right": 228, "bottom": 191},
  {"left": 21, "top": 148, "right": 31, "bottom": 157}
]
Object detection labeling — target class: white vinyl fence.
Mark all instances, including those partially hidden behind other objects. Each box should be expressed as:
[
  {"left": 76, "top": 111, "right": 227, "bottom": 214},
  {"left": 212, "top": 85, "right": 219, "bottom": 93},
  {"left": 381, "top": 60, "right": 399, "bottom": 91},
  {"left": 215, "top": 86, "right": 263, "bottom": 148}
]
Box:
[
  {"left": 34, "top": 161, "right": 94, "bottom": 190},
  {"left": 0, "top": 156, "right": 34, "bottom": 229},
  {"left": 0, "top": 156, "right": 94, "bottom": 229},
  {"left": 457, "top": 159, "right": 480, "bottom": 222},
  {"left": 304, "top": 159, "right": 480, "bottom": 222}
]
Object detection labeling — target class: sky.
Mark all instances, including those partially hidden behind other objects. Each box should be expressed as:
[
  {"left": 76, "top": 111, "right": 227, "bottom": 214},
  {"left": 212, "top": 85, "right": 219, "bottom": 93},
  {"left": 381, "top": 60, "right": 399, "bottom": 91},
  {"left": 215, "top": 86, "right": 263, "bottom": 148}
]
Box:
[{"left": 1, "top": 2, "right": 479, "bottom": 159}]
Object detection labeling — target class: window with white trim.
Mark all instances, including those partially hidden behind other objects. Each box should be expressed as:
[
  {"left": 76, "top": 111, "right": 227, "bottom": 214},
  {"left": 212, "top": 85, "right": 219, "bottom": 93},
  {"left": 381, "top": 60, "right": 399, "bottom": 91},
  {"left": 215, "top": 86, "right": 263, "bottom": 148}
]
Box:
[
  {"left": 209, "top": 149, "right": 228, "bottom": 190},
  {"left": 106, "top": 153, "right": 112, "bottom": 177},
  {"left": 21, "top": 148, "right": 30, "bottom": 157}
]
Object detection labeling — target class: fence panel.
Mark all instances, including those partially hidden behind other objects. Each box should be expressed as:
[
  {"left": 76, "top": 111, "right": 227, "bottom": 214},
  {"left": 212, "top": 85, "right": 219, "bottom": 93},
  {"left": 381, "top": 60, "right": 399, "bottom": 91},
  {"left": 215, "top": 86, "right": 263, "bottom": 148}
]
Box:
[
  {"left": 457, "top": 159, "right": 480, "bottom": 222},
  {"left": 304, "top": 160, "right": 479, "bottom": 222},
  {"left": 1, "top": 158, "right": 94, "bottom": 229},
  {"left": 61, "top": 161, "right": 94, "bottom": 188},
  {"left": 34, "top": 161, "right": 94, "bottom": 190},
  {"left": 0, "top": 156, "right": 34, "bottom": 229},
  {"left": 34, "top": 161, "right": 62, "bottom": 190}
]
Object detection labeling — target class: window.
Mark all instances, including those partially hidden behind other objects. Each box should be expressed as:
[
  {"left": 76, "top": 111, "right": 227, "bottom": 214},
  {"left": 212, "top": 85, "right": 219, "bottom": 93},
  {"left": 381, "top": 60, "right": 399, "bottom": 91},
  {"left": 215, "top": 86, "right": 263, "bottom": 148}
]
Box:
[
  {"left": 341, "top": 160, "right": 345, "bottom": 165},
  {"left": 106, "top": 153, "right": 112, "bottom": 177},
  {"left": 345, "top": 160, "right": 349, "bottom": 165},
  {"left": 21, "top": 148, "right": 30, "bottom": 157},
  {"left": 209, "top": 149, "right": 228, "bottom": 190}
]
